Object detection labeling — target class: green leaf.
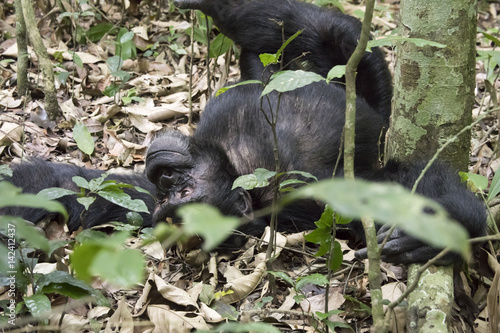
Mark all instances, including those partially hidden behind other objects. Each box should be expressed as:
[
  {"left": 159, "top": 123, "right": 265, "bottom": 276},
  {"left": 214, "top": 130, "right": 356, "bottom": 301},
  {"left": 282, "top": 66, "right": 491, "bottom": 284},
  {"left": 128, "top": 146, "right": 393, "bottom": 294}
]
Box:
[
  {"left": 90, "top": 249, "right": 145, "bottom": 288},
  {"left": 37, "top": 271, "right": 101, "bottom": 299},
  {"left": 216, "top": 322, "right": 281, "bottom": 333},
  {"left": 106, "top": 56, "right": 122, "bottom": 73},
  {"left": 479, "top": 30, "right": 500, "bottom": 47},
  {"left": 37, "top": 187, "right": 78, "bottom": 200},
  {"left": 97, "top": 188, "right": 150, "bottom": 213},
  {"left": 119, "top": 31, "right": 135, "bottom": 44},
  {"left": 73, "top": 122, "right": 94, "bottom": 155},
  {"left": 261, "top": 70, "right": 325, "bottom": 97},
  {"left": 0, "top": 182, "right": 68, "bottom": 219},
  {"left": 259, "top": 53, "right": 278, "bottom": 67},
  {"left": 326, "top": 65, "right": 346, "bottom": 82},
  {"left": 296, "top": 273, "right": 329, "bottom": 291},
  {"left": 367, "top": 36, "right": 446, "bottom": 50},
  {"left": 329, "top": 240, "right": 343, "bottom": 271},
  {"left": 268, "top": 271, "right": 294, "bottom": 287},
  {"left": 0, "top": 216, "right": 50, "bottom": 253},
  {"left": 177, "top": 204, "right": 239, "bottom": 251},
  {"left": 315, "top": 309, "right": 345, "bottom": 320},
  {"left": 209, "top": 33, "right": 233, "bottom": 58},
  {"left": 488, "top": 169, "right": 500, "bottom": 202},
  {"left": 87, "top": 23, "right": 117, "bottom": 42},
  {"left": 287, "top": 179, "right": 470, "bottom": 258},
  {"left": 77, "top": 196, "right": 96, "bottom": 210},
  {"left": 0, "top": 164, "right": 13, "bottom": 179},
  {"left": 72, "top": 176, "right": 89, "bottom": 189},
  {"left": 232, "top": 168, "right": 276, "bottom": 190},
  {"left": 216, "top": 80, "right": 262, "bottom": 97},
  {"left": 459, "top": 172, "right": 488, "bottom": 193},
  {"left": 276, "top": 30, "right": 303, "bottom": 59},
  {"left": 24, "top": 294, "right": 51, "bottom": 319},
  {"left": 279, "top": 170, "right": 318, "bottom": 182}
]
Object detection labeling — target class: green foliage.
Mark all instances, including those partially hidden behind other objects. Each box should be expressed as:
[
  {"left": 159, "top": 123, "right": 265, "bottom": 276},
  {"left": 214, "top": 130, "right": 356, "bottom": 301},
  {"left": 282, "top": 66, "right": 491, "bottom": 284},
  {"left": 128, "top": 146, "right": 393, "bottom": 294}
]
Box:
[
  {"left": 305, "top": 205, "right": 350, "bottom": 271},
  {"left": 261, "top": 70, "right": 325, "bottom": 97},
  {"left": 177, "top": 204, "right": 240, "bottom": 251},
  {"left": 216, "top": 80, "right": 262, "bottom": 97},
  {"left": 87, "top": 23, "right": 118, "bottom": 43},
  {"left": 232, "top": 168, "right": 277, "bottom": 190},
  {"left": 71, "top": 231, "right": 145, "bottom": 287},
  {"left": 326, "top": 65, "right": 346, "bottom": 83},
  {"left": 0, "top": 182, "right": 67, "bottom": 219},
  {"left": 366, "top": 36, "right": 447, "bottom": 51},
  {"left": 209, "top": 33, "right": 233, "bottom": 58},
  {"left": 287, "top": 179, "right": 470, "bottom": 258},
  {"left": 0, "top": 165, "right": 12, "bottom": 180},
  {"left": 122, "top": 88, "right": 144, "bottom": 105},
  {"left": 116, "top": 28, "right": 137, "bottom": 60},
  {"left": 214, "top": 321, "right": 281, "bottom": 333},
  {"left": 259, "top": 30, "right": 303, "bottom": 66},
  {"left": 73, "top": 121, "right": 94, "bottom": 155}
]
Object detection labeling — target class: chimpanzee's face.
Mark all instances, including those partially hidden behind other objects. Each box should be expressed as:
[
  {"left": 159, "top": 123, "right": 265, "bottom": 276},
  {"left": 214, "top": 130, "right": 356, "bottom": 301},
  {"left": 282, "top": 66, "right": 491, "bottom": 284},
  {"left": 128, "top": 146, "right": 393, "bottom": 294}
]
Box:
[{"left": 145, "top": 131, "right": 253, "bottom": 223}]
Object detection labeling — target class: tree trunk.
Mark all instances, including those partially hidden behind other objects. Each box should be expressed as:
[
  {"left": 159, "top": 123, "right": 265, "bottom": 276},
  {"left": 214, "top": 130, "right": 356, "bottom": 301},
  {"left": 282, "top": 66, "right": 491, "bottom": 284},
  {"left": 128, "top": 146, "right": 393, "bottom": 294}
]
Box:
[{"left": 386, "top": 1, "right": 477, "bottom": 332}]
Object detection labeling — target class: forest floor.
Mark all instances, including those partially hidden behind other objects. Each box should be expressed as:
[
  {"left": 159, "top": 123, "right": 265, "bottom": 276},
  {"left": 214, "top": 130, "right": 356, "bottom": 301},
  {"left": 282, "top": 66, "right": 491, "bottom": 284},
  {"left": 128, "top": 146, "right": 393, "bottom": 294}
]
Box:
[{"left": 0, "top": 0, "right": 499, "bottom": 332}]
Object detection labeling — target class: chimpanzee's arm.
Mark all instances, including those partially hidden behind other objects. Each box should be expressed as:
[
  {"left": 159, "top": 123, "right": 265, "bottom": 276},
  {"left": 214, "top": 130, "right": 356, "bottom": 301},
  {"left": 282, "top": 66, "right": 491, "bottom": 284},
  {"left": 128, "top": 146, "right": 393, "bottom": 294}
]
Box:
[
  {"left": 175, "top": 0, "right": 392, "bottom": 117},
  {"left": 1, "top": 159, "right": 156, "bottom": 231},
  {"left": 355, "top": 161, "right": 487, "bottom": 264}
]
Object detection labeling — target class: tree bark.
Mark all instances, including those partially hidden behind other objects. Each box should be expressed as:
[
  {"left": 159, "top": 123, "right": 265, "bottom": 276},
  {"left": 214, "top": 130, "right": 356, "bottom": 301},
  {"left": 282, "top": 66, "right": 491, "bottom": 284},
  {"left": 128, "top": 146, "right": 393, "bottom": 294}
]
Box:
[
  {"left": 20, "top": 0, "right": 59, "bottom": 120},
  {"left": 14, "top": 0, "right": 28, "bottom": 97},
  {"left": 386, "top": 1, "right": 477, "bottom": 332}
]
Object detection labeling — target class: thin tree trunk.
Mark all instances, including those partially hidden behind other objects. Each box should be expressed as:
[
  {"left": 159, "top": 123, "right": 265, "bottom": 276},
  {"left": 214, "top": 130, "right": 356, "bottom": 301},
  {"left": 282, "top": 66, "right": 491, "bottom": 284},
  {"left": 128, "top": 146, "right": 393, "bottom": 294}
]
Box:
[
  {"left": 386, "top": 1, "right": 477, "bottom": 332},
  {"left": 20, "top": 0, "right": 59, "bottom": 120},
  {"left": 14, "top": 0, "right": 28, "bottom": 97}
]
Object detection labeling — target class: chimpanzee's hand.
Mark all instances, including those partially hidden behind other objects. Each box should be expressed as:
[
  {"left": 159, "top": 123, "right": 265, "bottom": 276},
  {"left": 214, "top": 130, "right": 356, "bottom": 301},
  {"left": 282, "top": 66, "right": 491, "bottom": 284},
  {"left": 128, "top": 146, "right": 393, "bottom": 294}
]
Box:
[{"left": 354, "top": 225, "right": 459, "bottom": 265}]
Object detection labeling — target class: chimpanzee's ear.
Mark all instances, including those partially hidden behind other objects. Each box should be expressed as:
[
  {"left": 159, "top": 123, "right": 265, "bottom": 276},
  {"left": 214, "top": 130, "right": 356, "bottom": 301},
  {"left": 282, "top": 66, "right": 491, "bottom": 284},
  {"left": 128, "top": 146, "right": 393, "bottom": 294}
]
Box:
[{"left": 236, "top": 188, "right": 253, "bottom": 220}]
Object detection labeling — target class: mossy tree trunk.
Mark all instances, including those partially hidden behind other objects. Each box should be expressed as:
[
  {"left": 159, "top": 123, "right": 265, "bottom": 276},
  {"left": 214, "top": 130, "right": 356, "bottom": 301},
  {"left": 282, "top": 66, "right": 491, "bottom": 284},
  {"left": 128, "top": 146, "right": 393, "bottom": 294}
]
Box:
[{"left": 386, "top": 1, "right": 477, "bottom": 332}]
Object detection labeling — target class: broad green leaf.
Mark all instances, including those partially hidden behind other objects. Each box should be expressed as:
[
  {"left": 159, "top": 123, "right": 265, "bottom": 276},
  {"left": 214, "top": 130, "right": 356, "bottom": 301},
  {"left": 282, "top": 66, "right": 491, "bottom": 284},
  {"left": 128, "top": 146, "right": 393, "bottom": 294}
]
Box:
[
  {"left": 72, "top": 176, "right": 89, "bottom": 189},
  {"left": 296, "top": 273, "right": 329, "bottom": 291},
  {"left": 177, "top": 204, "right": 239, "bottom": 251},
  {"left": 287, "top": 179, "right": 470, "bottom": 258},
  {"left": 279, "top": 179, "right": 307, "bottom": 189},
  {"left": 329, "top": 240, "right": 343, "bottom": 271},
  {"left": 75, "top": 229, "right": 108, "bottom": 244},
  {"left": 97, "top": 188, "right": 149, "bottom": 213},
  {"left": 73, "top": 122, "right": 94, "bottom": 155},
  {"left": 216, "top": 322, "right": 280, "bottom": 333},
  {"left": 91, "top": 249, "right": 145, "bottom": 288},
  {"left": 488, "top": 169, "right": 500, "bottom": 202},
  {"left": 77, "top": 196, "right": 96, "bottom": 210},
  {"left": 209, "top": 33, "right": 233, "bottom": 58},
  {"left": 315, "top": 309, "right": 345, "bottom": 320},
  {"left": 216, "top": 80, "right": 262, "bottom": 97},
  {"left": 87, "top": 23, "right": 117, "bottom": 42},
  {"left": 261, "top": 70, "right": 325, "bottom": 97},
  {"left": 71, "top": 242, "right": 102, "bottom": 282},
  {"left": 106, "top": 55, "right": 122, "bottom": 73},
  {"left": 367, "top": 36, "right": 446, "bottom": 50},
  {"left": 232, "top": 168, "right": 276, "bottom": 190},
  {"left": 119, "top": 31, "right": 135, "bottom": 44},
  {"left": 280, "top": 170, "right": 318, "bottom": 182},
  {"left": 268, "top": 271, "right": 294, "bottom": 287},
  {"left": 0, "top": 216, "right": 50, "bottom": 253},
  {"left": 479, "top": 30, "right": 500, "bottom": 47},
  {"left": 0, "top": 182, "right": 67, "bottom": 219},
  {"left": 24, "top": 294, "right": 51, "bottom": 319},
  {"left": 37, "top": 271, "right": 99, "bottom": 299},
  {"left": 68, "top": 51, "right": 83, "bottom": 68},
  {"left": 0, "top": 165, "right": 13, "bottom": 179},
  {"left": 37, "top": 187, "right": 78, "bottom": 200},
  {"left": 459, "top": 172, "right": 488, "bottom": 192},
  {"left": 327, "top": 65, "right": 346, "bottom": 82},
  {"left": 259, "top": 53, "right": 278, "bottom": 67}
]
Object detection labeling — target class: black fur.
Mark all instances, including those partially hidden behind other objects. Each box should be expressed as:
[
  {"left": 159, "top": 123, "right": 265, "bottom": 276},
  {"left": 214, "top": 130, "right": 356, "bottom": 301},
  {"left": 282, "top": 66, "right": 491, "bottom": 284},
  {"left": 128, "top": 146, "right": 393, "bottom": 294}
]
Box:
[{"left": 1, "top": 0, "right": 486, "bottom": 264}]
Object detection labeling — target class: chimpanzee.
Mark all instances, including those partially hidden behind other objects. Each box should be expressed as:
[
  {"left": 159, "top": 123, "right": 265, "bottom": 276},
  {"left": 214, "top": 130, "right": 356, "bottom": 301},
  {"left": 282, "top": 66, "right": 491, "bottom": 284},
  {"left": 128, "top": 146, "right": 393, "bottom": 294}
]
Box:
[{"left": 2, "top": 0, "right": 486, "bottom": 264}]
